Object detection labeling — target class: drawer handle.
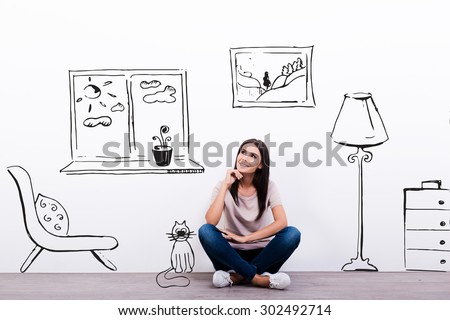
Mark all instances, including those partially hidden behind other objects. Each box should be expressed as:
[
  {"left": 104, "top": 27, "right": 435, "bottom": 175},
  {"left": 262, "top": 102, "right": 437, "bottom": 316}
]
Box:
[
  {"left": 440, "top": 259, "right": 447, "bottom": 264},
  {"left": 440, "top": 240, "right": 446, "bottom": 245},
  {"left": 440, "top": 221, "right": 447, "bottom": 227},
  {"left": 438, "top": 200, "right": 445, "bottom": 205}
]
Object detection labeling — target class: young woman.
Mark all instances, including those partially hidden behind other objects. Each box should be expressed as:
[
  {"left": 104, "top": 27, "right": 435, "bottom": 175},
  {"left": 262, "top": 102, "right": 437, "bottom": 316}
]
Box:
[{"left": 198, "top": 139, "right": 301, "bottom": 289}]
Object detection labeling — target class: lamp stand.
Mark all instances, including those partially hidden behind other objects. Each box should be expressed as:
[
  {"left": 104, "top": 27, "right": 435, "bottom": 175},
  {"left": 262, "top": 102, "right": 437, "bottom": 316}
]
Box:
[{"left": 341, "top": 147, "right": 378, "bottom": 271}]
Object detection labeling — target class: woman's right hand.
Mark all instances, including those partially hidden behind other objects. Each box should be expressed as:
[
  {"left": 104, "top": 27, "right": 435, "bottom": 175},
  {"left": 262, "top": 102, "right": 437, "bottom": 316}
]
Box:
[
  {"left": 224, "top": 169, "right": 243, "bottom": 188},
  {"left": 206, "top": 169, "right": 242, "bottom": 225}
]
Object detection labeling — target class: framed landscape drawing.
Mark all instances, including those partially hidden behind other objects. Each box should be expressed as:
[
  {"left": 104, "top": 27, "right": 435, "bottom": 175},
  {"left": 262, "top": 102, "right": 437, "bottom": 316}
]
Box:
[{"left": 230, "top": 46, "right": 315, "bottom": 108}]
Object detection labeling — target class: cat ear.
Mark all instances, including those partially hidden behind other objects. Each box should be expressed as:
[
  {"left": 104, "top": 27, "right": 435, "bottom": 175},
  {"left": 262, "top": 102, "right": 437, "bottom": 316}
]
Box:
[{"left": 182, "top": 220, "right": 186, "bottom": 224}]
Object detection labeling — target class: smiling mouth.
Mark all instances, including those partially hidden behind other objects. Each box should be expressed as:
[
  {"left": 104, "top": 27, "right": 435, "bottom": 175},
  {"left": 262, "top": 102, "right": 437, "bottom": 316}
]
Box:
[{"left": 239, "top": 162, "right": 252, "bottom": 168}]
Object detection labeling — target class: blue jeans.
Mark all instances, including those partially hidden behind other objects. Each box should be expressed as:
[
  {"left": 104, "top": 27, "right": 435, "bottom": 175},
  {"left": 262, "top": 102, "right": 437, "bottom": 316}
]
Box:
[{"left": 198, "top": 224, "right": 301, "bottom": 281}]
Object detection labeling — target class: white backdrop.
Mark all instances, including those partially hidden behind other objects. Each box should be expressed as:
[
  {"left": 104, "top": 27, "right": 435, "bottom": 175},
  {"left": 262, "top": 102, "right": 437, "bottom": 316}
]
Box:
[{"left": 1, "top": 0, "right": 449, "bottom": 273}]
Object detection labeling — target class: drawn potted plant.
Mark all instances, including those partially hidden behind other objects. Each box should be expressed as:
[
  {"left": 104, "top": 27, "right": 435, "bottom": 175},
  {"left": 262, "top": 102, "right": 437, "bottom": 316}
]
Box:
[{"left": 152, "top": 125, "right": 173, "bottom": 166}]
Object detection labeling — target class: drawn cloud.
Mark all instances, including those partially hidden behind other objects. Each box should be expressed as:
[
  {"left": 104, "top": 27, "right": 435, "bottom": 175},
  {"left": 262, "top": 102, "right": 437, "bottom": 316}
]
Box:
[
  {"left": 111, "top": 102, "right": 125, "bottom": 112},
  {"left": 143, "top": 86, "right": 176, "bottom": 104},
  {"left": 83, "top": 116, "right": 112, "bottom": 127},
  {"left": 140, "top": 80, "right": 161, "bottom": 89}
]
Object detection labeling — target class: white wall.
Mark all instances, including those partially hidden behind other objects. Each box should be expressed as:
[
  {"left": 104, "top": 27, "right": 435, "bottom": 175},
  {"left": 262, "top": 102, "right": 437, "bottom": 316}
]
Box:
[{"left": 1, "top": 0, "right": 449, "bottom": 272}]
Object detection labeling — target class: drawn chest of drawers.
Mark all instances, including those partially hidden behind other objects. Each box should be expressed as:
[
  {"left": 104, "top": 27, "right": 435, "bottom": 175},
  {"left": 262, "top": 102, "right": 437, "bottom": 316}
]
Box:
[{"left": 404, "top": 181, "right": 450, "bottom": 271}]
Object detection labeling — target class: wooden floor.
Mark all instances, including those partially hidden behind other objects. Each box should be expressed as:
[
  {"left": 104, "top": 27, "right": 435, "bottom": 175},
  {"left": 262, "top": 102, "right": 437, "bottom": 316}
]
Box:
[{"left": 0, "top": 272, "right": 449, "bottom": 300}]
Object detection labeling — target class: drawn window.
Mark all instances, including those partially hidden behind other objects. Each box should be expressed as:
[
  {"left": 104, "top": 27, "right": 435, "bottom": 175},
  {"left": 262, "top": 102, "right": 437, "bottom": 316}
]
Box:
[{"left": 61, "top": 69, "right": 203, "bottom": 175}]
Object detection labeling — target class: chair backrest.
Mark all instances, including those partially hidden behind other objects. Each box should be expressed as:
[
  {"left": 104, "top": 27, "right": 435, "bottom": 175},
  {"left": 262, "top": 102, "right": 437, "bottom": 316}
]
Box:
[{"left": 7, "top": 166, "right": 55, "bottom": 247}]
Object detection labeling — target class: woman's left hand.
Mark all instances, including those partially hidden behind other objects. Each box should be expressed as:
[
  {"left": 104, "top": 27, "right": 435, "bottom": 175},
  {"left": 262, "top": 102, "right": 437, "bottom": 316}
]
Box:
[{"left": 220, "top": 229, "right": 248, "bottom": 244}]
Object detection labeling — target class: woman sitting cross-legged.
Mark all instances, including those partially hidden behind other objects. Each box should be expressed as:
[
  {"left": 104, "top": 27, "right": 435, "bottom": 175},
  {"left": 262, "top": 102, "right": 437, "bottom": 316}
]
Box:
[{"left": 198, "top": 138, "right": 301, "bottom": 290}]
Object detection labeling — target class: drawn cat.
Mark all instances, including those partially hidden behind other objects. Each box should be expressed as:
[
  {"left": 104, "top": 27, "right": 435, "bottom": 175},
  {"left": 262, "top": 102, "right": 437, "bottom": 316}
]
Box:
[{"left": 156, "top": 221, "right": 195, "bottom": 288}]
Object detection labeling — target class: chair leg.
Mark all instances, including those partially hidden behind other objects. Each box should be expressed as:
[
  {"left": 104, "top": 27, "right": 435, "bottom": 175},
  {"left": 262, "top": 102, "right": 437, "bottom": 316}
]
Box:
[
  {"left": 91, "top": 250, "right": 117, "bottom": 271},
  {"left": 21, "top": 245, "right": 43, "bottom": 273}
]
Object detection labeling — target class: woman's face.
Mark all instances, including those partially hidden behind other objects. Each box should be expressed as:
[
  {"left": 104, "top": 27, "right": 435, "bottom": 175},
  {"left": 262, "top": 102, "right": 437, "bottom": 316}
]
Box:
[{"left": 236, "top": 143, "right": 262, "bottom": 174}]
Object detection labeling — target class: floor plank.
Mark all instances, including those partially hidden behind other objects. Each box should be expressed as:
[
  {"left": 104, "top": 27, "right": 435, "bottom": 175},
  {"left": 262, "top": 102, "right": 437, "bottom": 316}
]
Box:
[{"left": 0, "top": 272, "right": 449, "bottom": 300}]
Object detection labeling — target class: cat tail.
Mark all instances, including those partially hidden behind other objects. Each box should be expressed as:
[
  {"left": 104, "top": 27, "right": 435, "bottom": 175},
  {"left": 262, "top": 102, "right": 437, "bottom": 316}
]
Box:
[{"left": 156, "top": 267, "right": 190, "bottom": 288}]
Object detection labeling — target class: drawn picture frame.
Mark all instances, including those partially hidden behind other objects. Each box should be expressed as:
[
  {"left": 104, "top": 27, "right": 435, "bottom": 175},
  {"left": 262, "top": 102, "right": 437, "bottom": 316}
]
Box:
[{"left": 230, "top": 46, "right": 315, "bottom": 108}]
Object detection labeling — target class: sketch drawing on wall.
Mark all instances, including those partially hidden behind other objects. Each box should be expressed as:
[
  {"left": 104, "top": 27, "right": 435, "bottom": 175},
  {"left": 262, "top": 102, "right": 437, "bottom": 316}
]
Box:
[
  {"left": 331, "top": 92, "right": 389, "bottom": 271},
  {"left": 156, "top": 221, "right": 195, "bottom": 288},
  {"left": 230, "top": 46, "right": 315, "bottom": 108},
  {"left": 60, "top": 69, "right": 204, "bottom": 175},
  {"left": 7, "top": 166, "right": 119, "bottom": 272},
  {"left": 404, "top": 180, "right": 450, "bottom": 271}
]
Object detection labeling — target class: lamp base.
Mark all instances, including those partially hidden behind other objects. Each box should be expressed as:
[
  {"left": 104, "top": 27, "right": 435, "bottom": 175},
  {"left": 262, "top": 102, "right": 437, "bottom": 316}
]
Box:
[{"left": 341, "top": 256, "right": 378, "bottom": 272}]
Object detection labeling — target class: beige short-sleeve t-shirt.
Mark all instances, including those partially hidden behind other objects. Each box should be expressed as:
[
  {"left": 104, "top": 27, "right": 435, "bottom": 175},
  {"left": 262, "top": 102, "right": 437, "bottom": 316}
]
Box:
[{"left": 211, "top": 180, "right": 282, "bottom": 250}]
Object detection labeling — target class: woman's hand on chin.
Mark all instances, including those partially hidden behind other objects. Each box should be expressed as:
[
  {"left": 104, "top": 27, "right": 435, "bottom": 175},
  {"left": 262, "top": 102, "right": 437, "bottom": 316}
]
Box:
[{"left": 224, "top": 169, "right": 243, "bottom": 188}]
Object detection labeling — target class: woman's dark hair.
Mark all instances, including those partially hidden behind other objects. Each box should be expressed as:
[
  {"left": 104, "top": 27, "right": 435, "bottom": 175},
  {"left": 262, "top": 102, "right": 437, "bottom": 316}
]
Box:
[{"left": 229, "top": 138, "right": 270, "bottom": 220}]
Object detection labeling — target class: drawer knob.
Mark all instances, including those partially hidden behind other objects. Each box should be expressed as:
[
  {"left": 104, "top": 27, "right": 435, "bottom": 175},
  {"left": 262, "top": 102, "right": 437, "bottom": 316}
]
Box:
[
  {"left": 438, "top": 200, "right": 445, "bottom": 205},
  {"left": 440, "top": 259, "right": 446, "bottom": 264},
  {"left": 440, "top": 240, "right": 446, "bottom": 245},
  {"left": 440, "top": 221, "right": 447, "bottom": 227}
]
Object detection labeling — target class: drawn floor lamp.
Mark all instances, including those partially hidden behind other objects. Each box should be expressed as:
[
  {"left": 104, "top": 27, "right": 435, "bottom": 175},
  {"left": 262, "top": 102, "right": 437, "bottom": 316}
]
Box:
[{"left": 331, "top": 92, "right": 389, "bottom": 271}]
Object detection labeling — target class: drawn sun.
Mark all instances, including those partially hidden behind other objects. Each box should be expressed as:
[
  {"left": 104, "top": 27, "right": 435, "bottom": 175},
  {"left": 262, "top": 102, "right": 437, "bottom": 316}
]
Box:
[{"left": 76, "top": 77, "right": 117, "bottom": 112}]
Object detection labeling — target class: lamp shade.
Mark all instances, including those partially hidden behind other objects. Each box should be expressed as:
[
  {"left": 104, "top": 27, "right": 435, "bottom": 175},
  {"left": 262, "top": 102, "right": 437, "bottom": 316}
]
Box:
[{"left": 331, "top": 92, "right": 388, "bottom": 147}]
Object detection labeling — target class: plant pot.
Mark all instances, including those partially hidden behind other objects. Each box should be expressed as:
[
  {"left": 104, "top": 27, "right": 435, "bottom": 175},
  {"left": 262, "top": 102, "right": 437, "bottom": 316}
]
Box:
[{"left": 152, "top": 146, "right": 173, "bottom": 166}]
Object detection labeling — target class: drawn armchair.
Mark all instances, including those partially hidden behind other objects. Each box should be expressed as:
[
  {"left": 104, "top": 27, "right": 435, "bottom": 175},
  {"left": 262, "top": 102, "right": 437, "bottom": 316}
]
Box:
[{"left": 8, "top": 165, "right": 119, "bottom": 272}]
